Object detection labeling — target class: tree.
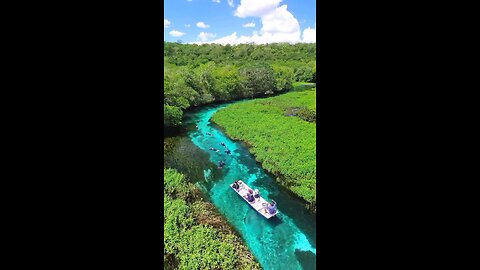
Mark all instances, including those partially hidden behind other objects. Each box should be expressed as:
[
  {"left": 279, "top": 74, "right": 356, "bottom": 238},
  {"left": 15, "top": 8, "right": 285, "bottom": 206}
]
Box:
[
  {"left": 212, "top": 65, "right": 240, "bottom": 101},
  {"left": 294, "top": 66, "right": 313, "bottom": 82},
  {"left": 239, "top": 64, "right": 276, "bottom": 97},
  {"left": 164, "top": 104, "right": 183, "bottom": 126},
  {"left": 272, "top": 64, "right": 294, "bottom": 92}
]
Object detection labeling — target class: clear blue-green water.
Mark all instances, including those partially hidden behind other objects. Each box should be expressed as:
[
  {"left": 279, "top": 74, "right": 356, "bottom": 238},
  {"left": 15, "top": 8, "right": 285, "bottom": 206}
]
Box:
[{"left": 177, "top": 103, "right": 317, "bottom": 270}]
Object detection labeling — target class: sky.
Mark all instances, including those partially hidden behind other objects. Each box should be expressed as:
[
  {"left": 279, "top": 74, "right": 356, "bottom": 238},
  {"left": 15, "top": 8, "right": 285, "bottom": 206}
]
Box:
[{"left": 164, "top": 0, "right": 316, "bottom": 45}]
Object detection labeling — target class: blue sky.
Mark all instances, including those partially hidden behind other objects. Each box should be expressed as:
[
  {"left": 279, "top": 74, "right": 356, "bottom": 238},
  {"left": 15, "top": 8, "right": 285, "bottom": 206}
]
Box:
[{"left": 164, "top": 0, "right": 316, "bottom": 44}]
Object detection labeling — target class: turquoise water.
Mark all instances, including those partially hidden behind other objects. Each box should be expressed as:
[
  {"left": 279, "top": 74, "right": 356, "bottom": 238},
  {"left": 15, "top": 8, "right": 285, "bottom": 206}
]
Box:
[{"left": 183, "top": 103, "right": 316, "bottom": 270}]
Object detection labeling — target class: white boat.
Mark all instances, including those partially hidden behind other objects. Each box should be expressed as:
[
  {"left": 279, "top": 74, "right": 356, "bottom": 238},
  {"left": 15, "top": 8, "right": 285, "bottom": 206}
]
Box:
[{"left": 230, "top": 180, "right": 277, "bottom": 219}]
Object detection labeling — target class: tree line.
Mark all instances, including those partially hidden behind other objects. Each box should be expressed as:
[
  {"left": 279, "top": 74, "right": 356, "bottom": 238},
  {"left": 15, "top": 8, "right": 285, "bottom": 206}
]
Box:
[{"left": 164, "top": 42, "right": 316, "bottom": 127}]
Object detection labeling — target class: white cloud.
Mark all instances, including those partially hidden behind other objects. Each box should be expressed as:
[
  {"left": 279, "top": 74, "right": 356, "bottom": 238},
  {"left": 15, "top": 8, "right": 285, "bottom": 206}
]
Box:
[
  {"left": 212, "top": 0, "right": 220, "bottom": 3},
  {"left": 192, "top": 0, "right": 314, "bottom": 45},
  {"left": 169, "top": 30, "right": 185, "bottom": 37},
  {"left": 185, "top": 24, "right": 191, "bottom": 28},
  {"left": 260, "top": 5, "right": 299, "bottom": 34},
  {"left": 196, "top": 21, "right": 210, "bottom": 28},
  {"left": 225, "top": 0, "right": 300, "bottom": 44},
  {"left": 164, "top": 19, "right": 171, "bottom": 28},
  {"left": 242, "top": 22, "right": 255, "bottom": 28},
  {"left": 228, "top": 0, "right": 234, "bottom": 7},
  {"left": 302, "top": 24, "right": 316, "bottom": 43},
  {"left": 234, "top": 0, "right": 281, "bottom": 18},
  {"left": 198, "top": 32, "right": 216, "bottom": 41},
  {"left": 209, "top": 32, "right": 238, "bottom": 45}
]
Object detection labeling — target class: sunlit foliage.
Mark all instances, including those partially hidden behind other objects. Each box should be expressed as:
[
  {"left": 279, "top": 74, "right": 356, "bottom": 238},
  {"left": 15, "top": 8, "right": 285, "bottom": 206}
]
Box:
[
  {"left": 163, "top": 42, "right": 316, "bottom": 127},
  {"left": 163, "top": 168, "right": 261, "bottom": 270},
  {"left": 212, "top": 90, "right": 317, "bottom": 211}
]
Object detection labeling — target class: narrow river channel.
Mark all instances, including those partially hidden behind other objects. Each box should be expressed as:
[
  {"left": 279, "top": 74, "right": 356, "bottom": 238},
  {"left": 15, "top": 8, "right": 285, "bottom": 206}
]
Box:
[{"left": 166, "top": 102, "right": 317, "bottom": 270}]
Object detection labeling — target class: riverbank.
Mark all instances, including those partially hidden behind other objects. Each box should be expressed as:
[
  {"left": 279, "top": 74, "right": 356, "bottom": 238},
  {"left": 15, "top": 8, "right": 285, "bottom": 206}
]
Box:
[
  {"left": 165, "top": 102, "right": 317, "bottom": 269},
  {"left": 164, "top": 168, "right": 261, "bottom": 270},
  {"left": 211, "top": 89, "right": 317, "bottom": 213},
  {"left": 164, "top": 82, "right": 315, "bottom": 133}
]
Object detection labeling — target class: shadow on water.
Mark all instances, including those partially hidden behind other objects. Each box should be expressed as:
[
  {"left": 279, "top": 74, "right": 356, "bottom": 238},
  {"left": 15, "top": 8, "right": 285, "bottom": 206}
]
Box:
[
  {"left": 164, "top": 136, "right": 221, "bottom": 188},
  {"left": 296, "top": 250, "right": 317, "bottom": 270}
]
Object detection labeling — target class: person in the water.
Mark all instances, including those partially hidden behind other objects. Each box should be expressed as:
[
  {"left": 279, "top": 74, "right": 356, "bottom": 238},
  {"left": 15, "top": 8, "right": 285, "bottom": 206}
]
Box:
[
  {"left": 206, "top": 132, "right": 212, "bottom": 136},
  {"left": 221, "top": 142, "right": 225, "bottom": 147},
  {"left": 225, "top": 149, "right": 231, "bottom": 155},
  {"left": 218, "top": 160, "right": 226, "bottom": 168}
]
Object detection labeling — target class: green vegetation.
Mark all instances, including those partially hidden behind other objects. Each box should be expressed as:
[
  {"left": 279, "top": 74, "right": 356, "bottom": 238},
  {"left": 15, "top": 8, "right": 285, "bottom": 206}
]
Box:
[
  {"left": 164, "top": 42, "right": 316, "bottom": 67},
  {"left": 163, "top": 42, "right": 317, "bottom": 267},
  {"left": 164, "top": 42, "right": 316, "bottom": 127},
  {"left": 164, "top": 168, "right": 261, "bottom": 270},
  {"left": 212, "top": 89, "right": 317, "bottom": 212},
  {"left": 293, "top": 81, "right": 316, "bottom": 91},
  {"left": 164, "top": 104, "right": 183, "bottom": 126}
]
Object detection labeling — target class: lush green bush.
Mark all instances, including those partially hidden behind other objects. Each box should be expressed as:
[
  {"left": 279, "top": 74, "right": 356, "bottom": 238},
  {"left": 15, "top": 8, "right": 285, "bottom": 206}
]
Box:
[
  {"left": 272, "top": 64, "right": 294, "bottom": 92},
  {"left": 164, "top": 167, "right": 193, "bottom": 199},
  {"left": 164, "top": 105, "right": 183, "bottom": 126},
  {"left": 176, "top": 225, "right": 237, "bottom": 270},
  {"left": 297, "top": 107, "right": 316, "bottom": 122},
  {"left": 212, "top": 90, "right": 317, "bottom": 209},
  {"left": 163, "top": 168, "right": 261, "bottom": 270},
  {"left": 239, "top": 64, "right": 276, "bottom": 97}
]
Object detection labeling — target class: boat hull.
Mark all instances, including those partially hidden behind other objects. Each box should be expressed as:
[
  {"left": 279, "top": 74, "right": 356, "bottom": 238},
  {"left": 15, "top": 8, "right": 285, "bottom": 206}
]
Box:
[{"left": 230, "top": 181, "right": 277, "bottom": 219}]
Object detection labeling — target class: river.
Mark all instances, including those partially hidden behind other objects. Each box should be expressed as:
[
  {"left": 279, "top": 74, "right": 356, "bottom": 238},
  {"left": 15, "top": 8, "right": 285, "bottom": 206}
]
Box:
[{"left": 164, "top": 102, "right": 317, "bottom": 270}]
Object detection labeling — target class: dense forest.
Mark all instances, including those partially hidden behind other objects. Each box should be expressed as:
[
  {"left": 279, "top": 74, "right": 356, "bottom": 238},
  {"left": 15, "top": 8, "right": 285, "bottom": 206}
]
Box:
[
  {"left": 212, "top": 89, "right": 317, "bottom": 212},
  {"left": 164, "top": 42, "right": 316, "bottom": 126}
]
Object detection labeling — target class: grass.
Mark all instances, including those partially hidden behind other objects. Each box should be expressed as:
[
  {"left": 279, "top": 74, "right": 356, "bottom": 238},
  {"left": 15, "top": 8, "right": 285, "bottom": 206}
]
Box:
[
  {"left": 212, "top": 89, "right": 316, "bottom": 212},
  {"left": 293, "top": 81, "right": 316, "bottom": 91}
]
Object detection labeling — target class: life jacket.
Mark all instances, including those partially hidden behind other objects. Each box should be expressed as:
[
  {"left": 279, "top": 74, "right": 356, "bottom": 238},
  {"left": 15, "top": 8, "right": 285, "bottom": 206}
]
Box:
[{"left": 267, "top": 204, "right": 276, "bottom": 214}]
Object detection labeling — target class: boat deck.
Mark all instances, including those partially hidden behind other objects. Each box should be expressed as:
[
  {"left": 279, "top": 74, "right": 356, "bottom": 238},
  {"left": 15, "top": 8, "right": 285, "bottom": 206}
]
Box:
[{"left": 230, "top": 180, "right": 277, "bottom": 219}]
